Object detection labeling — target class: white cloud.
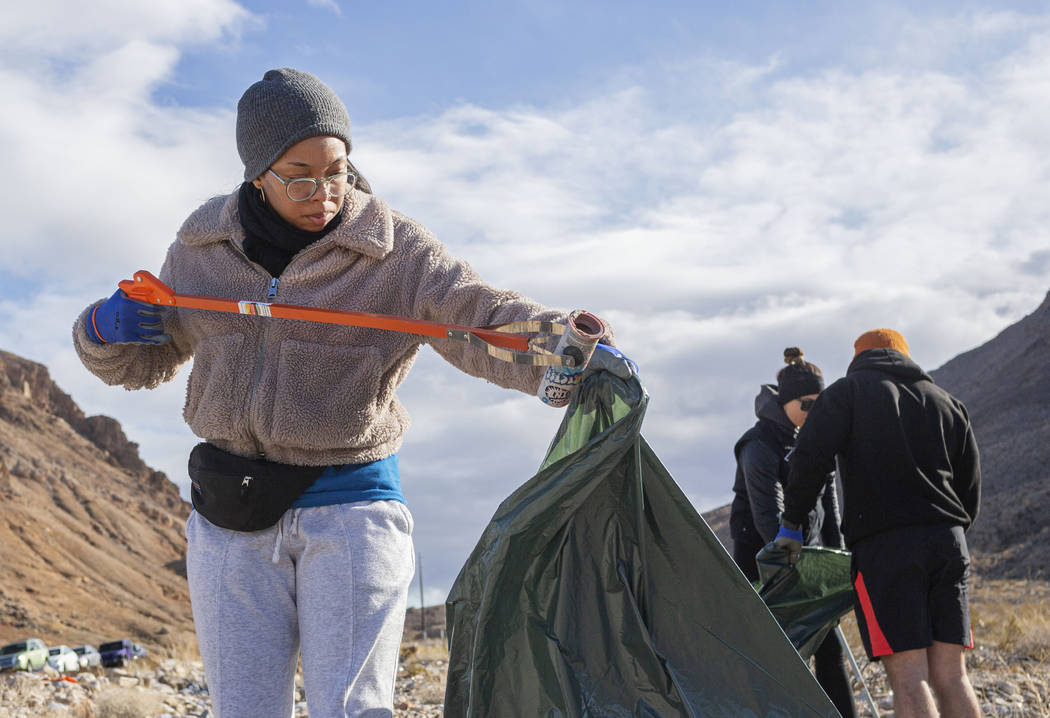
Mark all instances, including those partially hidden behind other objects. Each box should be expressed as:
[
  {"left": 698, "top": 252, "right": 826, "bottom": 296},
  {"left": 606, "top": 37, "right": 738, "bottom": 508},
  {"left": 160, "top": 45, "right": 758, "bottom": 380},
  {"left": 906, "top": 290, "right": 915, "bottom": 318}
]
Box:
[
  {"left": 355, "top": 15, "right": 1050, "bottom": 521},
  {"left": 0, "top": 3, "right": 246, "bottom": 299},
  {"left": 4, "top": 6, "right": 1050, "bottom": 601},
  {"left": 0, "top": 0, "right": 252, "bottom": 59},
  {"left": 306, "top": 0, "right": 342, "bottom": 16}
]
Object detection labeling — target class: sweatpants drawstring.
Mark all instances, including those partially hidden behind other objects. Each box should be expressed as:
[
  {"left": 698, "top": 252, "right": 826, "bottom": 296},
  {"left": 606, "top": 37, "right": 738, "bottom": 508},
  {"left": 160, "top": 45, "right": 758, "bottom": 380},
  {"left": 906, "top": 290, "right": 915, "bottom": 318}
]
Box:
[
  {"left": 272, "top": 518, "right": 284, "bottom": 564},
  {"left": 272, "top": 509, "right": 303, "bottom": 563}
]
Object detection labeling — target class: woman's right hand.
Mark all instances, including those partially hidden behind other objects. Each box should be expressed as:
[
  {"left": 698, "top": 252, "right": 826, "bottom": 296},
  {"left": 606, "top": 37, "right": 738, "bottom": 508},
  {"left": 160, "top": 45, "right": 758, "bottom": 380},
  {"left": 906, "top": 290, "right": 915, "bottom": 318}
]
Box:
[
  {"left": 86, "top": 289, "right": 171, "bottom": 345},
  {"left": 582, "top": 343, "right": 638, "bottom": 381}
]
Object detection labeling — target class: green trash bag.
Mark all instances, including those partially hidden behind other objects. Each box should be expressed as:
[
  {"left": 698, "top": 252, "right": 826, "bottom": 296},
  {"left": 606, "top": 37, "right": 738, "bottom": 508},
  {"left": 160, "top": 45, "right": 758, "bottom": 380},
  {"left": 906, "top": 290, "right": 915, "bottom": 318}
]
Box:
[
  {"left": 756, "top": 544, "right": 855, "bottom": 660},
  {"left": 445, "top": 372, "right": 840, "bottom": 717}
]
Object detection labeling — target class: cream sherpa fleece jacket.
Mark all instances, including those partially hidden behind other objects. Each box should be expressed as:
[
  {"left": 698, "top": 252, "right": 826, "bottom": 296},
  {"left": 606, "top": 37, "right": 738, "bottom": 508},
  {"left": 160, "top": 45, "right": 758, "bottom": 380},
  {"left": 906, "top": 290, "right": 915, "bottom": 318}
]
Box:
[{"left": 73, "top": 189, "right": 588, "bottom": 466}]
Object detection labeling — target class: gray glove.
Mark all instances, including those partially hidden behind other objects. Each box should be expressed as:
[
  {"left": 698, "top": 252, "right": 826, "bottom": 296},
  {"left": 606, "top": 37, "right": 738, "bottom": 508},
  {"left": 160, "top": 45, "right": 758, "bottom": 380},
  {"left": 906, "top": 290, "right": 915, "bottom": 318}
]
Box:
[{"left": 582, "top": 344, "right": 637, "bottom": 381}]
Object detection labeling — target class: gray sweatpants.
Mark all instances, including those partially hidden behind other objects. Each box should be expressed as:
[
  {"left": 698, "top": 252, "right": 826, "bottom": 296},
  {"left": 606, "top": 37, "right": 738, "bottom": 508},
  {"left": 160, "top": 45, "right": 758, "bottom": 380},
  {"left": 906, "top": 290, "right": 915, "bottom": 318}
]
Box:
[{"left": 185, "top": 501, "right": 415, "bottom": 718}]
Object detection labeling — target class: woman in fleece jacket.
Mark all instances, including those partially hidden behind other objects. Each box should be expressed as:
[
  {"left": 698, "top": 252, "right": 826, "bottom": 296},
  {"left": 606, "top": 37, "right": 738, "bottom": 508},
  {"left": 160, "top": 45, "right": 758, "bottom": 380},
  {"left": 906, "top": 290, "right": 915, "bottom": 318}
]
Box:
[{"left": 72, "top": 68, "right": 633, "bottom": 718}]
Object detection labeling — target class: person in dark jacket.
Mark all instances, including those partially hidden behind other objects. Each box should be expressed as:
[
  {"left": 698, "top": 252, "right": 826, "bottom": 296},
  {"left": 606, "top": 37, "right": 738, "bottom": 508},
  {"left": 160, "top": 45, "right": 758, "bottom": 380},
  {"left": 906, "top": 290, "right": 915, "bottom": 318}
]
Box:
[
  {"left": 776, "top": 329, "right": 981, "bottom": 718},
  {"left": 730, "top": 348, "right": 856, "bottom": 718}
]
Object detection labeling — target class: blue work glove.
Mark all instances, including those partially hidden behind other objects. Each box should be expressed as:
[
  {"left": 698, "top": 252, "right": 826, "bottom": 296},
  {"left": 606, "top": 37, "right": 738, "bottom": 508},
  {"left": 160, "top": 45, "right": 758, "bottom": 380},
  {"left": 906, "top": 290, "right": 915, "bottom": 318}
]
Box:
[
  {"left": 582, "top": 343, "right": 638, "bottom": 382},
  {"left": 86, "top": 289, "right": 171, "bottom": 345},
  {"left": 773, "top": 521, "right": 804, "bottom": 565}
]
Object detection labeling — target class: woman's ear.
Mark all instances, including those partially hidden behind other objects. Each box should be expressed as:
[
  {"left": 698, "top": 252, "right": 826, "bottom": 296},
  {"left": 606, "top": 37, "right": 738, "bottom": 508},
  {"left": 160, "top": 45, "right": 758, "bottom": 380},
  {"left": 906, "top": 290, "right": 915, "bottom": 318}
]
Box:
[{"left": 251, "top": 176, "right": 266, "bottom": 203}]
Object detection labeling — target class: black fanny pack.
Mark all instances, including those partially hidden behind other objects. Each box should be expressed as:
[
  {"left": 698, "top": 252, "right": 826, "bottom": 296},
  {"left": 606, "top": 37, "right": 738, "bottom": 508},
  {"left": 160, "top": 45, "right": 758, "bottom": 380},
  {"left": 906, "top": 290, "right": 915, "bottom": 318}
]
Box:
[{"left": 188, "top": 443, "right": 325, "bottom": 532}]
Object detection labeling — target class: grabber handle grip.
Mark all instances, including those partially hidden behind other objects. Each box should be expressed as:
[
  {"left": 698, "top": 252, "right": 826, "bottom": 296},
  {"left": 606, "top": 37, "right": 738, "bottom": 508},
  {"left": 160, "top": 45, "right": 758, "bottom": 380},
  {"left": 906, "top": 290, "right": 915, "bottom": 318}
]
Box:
[{"left": 118, "top": 271, "right": 176, "bottom": 306}]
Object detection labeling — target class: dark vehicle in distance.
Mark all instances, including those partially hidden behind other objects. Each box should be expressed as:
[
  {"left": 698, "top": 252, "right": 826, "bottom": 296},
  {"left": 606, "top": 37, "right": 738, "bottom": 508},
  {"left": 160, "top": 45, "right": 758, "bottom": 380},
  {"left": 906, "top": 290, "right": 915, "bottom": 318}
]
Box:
[{"left": 98, "top": 639, "right": 147, "bottom": 667}]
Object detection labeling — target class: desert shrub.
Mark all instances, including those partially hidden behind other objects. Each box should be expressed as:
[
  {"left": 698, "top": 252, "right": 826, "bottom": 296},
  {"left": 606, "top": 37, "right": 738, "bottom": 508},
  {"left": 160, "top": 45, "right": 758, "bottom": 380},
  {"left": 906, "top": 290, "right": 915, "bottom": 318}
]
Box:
[
  {"left": 411, "top": 639, "right": 449, "bottom": 663},
  {"left": 970, "top": 579, "right": 1050, "bottom": 663},
  {"left": 69, "top": 702, "right": 98, "bottom": 718},
  {"left": 157, "top": 630, "right": 201, "bottom": 664},
  {"left": 93, "top": 685, "right": 163, "bottom": 718},
  {"left": 399, "top": 639, "right": 448, "bottom": 705}
]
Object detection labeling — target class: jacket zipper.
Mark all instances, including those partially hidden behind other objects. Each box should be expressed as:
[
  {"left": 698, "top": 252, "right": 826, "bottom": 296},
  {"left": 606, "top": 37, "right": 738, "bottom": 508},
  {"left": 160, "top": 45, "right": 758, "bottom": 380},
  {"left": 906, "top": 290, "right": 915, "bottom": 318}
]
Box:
[
  {"left": 246, "top": 276, "right": 280, "bottom": 458},
  {"left": 229, "top": 233, "right": 338, "bottom": 458}
]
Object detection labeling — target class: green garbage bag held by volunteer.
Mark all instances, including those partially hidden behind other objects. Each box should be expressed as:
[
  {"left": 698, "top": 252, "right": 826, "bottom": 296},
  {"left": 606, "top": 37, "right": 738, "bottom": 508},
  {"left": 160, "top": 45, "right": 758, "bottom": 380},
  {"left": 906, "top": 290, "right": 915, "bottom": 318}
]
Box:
[
  {"left": 756, "top": 543, "right": 855, "bottom": 661},
  {"left": 445, "top": 371, "right": 840, "bottom": 717}
]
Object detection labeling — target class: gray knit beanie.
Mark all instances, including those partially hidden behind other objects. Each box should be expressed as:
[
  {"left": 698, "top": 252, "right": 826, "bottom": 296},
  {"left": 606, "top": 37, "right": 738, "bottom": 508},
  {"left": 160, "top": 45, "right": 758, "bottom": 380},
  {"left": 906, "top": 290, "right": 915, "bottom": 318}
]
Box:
[{"left": 237, "top": 68, "right": 369, "bottom": 191}]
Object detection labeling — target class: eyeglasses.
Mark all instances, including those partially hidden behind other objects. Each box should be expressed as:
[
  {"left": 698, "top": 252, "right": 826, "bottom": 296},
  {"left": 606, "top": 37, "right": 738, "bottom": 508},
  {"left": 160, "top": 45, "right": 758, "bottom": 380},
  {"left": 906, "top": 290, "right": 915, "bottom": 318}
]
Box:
[
  {"left": 799, "top": 398, "right": 817, "bottom": 412},
  {"left": 267, "top": 168, "right": 357, "bottom": 202}
]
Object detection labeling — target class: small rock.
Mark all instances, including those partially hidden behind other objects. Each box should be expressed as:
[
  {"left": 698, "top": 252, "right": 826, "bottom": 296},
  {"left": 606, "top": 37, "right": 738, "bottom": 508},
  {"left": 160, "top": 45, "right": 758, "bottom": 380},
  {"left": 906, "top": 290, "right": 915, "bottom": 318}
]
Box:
[{"left": 74, "top": 672, "right": 99, "bottom": 689}]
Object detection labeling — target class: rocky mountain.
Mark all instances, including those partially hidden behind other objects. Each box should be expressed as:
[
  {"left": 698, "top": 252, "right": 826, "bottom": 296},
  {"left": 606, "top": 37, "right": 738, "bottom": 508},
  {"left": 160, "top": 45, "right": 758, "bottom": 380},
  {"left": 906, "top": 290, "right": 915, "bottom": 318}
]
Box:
[
  {"left": 700, "top": 503, "right": 731, "bottom": 547},
  {"left": 930, "top": 290, "right": 1050, "bottom": 579},
  {"left": 702, "top": 290, "right": 1050, "bottom": 580},
  {"left": 0, "top": 349, "right": 194, "bottom": 653}
]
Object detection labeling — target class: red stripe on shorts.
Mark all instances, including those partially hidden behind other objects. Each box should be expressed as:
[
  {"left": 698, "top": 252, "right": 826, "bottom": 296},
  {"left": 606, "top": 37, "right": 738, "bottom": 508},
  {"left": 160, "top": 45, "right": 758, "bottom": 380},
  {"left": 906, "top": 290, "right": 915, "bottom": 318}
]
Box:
[{"left": 854, "top": 571, "right": 893, "bottom": 656}]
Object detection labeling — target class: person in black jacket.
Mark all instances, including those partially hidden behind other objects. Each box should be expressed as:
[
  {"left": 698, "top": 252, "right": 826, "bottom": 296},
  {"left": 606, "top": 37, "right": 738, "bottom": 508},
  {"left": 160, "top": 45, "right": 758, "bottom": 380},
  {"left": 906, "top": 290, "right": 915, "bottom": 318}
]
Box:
[
  {"left": 730, "top": 348, "right": 856, "bottom": 718},
  {"left": 776, "top": 329, "right": 981, "bottom": 718}
]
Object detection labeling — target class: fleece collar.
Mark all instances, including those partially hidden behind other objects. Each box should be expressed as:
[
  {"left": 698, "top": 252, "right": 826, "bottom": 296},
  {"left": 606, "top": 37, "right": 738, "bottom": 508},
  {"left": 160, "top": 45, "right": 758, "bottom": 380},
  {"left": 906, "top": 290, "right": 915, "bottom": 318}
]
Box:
[{"left": 176, "top": 189, "right": 394, "bottom": 260}]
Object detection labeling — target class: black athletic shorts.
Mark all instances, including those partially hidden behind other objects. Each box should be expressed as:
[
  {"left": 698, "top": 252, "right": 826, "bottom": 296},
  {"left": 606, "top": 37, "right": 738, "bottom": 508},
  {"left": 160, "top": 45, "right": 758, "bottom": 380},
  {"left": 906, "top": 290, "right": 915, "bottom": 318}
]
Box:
[{"left": 850, "top": 523, "right": 973, "bottom": 660}]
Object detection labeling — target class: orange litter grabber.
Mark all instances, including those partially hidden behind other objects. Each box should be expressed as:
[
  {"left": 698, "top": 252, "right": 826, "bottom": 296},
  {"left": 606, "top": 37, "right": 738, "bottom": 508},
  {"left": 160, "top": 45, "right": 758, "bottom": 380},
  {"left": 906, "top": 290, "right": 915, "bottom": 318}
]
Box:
[{"left": 118, "top": 270, "right": 595, "bottom": 368}]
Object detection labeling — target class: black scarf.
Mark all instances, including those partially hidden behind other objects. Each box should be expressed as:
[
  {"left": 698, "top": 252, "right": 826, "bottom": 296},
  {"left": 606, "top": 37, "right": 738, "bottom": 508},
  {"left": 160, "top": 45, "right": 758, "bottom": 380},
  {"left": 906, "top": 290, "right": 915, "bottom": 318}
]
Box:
[{"left": 237, "top": 181, "right": 344, "bottom": 277}]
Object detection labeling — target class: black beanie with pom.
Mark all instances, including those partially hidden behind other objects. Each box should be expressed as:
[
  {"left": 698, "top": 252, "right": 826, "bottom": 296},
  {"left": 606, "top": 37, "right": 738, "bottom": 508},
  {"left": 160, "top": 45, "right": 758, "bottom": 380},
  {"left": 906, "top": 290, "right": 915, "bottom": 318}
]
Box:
[{"left": 776, "top": 347, "right": 824, "bottom": 404}]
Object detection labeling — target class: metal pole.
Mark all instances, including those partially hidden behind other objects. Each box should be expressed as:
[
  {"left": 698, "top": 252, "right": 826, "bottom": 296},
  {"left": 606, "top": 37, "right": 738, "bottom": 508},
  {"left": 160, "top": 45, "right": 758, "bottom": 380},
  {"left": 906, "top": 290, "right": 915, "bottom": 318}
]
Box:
[
  {"left": 836, "top": 626, "right": 879, "bottom": 717},
  {"left": 418, "top": 552, "right": 425, "bottom": 638}
]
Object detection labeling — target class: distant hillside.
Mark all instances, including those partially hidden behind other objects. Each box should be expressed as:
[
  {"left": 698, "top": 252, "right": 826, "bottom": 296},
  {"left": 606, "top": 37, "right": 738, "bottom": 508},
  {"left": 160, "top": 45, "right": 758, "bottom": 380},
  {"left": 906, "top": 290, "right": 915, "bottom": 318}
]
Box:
[
  {"left": 0, "top": 349, "right": 194, "bottom": 652},
  {"left": 701, "top": 503, "right": 730, "bottom": 548},
  {"left": 930, "top": 291, "right": 1050, "bottom": 579},
  {"left": 702, "top": 290, "right": 1050, "bottom": 580}
]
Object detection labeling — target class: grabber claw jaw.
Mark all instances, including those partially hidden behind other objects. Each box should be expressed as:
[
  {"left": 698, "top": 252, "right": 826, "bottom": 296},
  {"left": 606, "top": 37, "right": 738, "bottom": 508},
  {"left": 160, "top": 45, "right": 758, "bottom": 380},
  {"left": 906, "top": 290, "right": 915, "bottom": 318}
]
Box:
[{"left": 118, "top": 270, "right": 176, "bottom": 306}]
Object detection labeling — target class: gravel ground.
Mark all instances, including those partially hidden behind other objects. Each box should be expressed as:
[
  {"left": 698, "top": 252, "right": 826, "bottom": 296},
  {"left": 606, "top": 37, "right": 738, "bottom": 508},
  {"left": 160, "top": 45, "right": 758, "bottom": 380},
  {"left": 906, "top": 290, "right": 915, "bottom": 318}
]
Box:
[
  {"left": 0, "top": 641, "right": 449, "bottom": 718},
  {"left": 844, "top": 646, "right": 1050, "bottom": 717},
  {"left": 1, "top": 638, "right": 1046, "bottom": 717}
]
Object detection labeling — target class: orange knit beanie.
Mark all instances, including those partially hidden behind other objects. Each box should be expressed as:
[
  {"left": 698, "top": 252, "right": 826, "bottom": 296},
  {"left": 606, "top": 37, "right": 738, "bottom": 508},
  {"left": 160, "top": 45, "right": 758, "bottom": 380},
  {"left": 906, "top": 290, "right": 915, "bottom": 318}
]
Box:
[{"left": 854, "top": 328, "right": 909, "bottom": 357}]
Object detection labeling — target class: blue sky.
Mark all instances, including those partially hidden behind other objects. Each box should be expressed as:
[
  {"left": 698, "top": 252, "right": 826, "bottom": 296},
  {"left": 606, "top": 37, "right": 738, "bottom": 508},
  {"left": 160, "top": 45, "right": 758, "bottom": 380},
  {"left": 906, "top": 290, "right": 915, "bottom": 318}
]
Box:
[
  {"left": 3, "top": 0, "right": 1050, "bottom": 606},
  {"left": 153, "top": 1, "right": 1050, "bottom": 119}
]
